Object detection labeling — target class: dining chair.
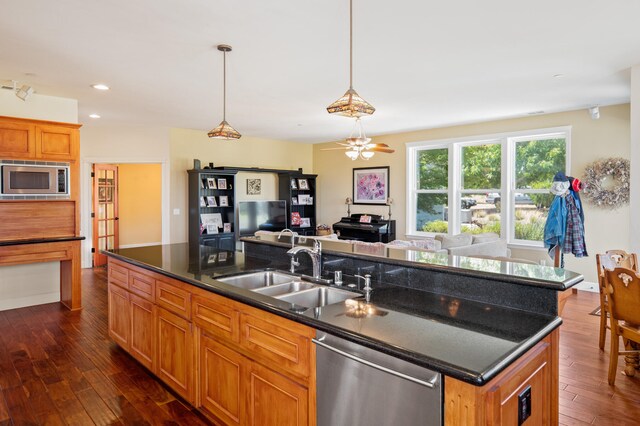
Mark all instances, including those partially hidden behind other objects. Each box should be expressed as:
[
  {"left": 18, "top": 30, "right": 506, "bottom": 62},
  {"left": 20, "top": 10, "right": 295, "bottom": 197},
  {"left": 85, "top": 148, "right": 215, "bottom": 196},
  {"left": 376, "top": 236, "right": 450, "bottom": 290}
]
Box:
[
  {"left": 603, "top": 267, "right": 640, "bottom": 385},
  {"left": 596, "top": 251, "right": 638, "bottom": 350}
]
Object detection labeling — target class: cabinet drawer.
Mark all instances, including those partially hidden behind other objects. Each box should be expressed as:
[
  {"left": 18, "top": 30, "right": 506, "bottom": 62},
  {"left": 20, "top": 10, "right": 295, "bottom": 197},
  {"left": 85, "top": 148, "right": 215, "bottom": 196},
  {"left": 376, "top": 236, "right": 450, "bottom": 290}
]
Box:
[
  {"left": 108, "top": 261, "right": 129, "bottom": 289},
  {"left": 192, "top": 295, "right": 239, "bottom": 343},
  {"left": 240, "top": 312, "right": 312, "bottom": 380},
  {"left": 156, "top": 278, "right": 191, "bottom": 319},
  {"left": 129, "top": 270, "right": 155, "bottom": 300}
]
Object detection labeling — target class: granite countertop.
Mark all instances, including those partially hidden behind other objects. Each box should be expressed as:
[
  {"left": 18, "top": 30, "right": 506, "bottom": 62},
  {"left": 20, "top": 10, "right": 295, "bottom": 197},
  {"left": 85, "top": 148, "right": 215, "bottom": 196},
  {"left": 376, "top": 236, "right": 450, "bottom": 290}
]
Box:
[
  {"left": 0, "top": 236, "right": 85, "bottom": 246},
  {"left": 245, "top": 235, "right": 583, "bottom": 290},
  {"left": 104, "top": 243, "right": 561, "bottom": 386}
]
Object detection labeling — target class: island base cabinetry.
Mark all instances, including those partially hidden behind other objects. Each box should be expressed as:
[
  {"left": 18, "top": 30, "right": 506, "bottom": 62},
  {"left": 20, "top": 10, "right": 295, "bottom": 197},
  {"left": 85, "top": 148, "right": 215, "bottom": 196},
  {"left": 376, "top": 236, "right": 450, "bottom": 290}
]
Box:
[
  {"left": 107, "top": 257, "right": 315, "bottom": 426},
  {"left": 444, "top": 329, "right": 558, "bottom": 425}
]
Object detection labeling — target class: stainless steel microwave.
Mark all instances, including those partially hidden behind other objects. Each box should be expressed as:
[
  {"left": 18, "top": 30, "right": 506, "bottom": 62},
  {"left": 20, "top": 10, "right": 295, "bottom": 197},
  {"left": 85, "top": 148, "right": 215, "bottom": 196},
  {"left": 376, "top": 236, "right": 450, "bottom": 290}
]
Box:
[{"left": 1, "top": 164, "right": 69, "bottom": 195}]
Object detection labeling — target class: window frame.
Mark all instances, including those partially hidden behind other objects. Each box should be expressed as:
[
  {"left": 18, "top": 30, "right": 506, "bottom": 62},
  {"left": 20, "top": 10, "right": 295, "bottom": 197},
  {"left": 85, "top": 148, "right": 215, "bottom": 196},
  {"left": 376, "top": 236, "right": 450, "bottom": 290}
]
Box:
[{"left": 406, "top": 126, "right": 571, "bottom": 247}]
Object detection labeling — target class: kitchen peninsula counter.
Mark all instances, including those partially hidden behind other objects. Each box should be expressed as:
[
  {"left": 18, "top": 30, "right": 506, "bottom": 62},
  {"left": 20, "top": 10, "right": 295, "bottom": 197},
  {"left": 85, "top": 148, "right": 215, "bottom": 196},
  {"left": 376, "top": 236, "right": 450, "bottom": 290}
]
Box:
[{"left": 105, "top": 242, "right": 573, "bottom": 385}]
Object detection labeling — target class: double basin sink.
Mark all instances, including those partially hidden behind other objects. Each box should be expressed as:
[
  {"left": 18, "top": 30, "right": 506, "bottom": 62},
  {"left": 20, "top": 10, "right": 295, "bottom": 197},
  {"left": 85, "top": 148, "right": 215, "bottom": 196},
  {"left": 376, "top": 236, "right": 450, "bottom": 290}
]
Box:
[{"left": 216, "top": 271, "right": 360, "bottom": 310}]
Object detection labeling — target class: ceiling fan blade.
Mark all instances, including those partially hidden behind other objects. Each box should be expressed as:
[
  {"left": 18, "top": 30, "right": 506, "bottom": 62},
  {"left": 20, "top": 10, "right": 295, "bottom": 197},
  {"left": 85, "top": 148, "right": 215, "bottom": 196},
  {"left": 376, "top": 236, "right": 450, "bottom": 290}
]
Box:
[{"left": 369, "top": 147, "right": 395, "bottom": 153}]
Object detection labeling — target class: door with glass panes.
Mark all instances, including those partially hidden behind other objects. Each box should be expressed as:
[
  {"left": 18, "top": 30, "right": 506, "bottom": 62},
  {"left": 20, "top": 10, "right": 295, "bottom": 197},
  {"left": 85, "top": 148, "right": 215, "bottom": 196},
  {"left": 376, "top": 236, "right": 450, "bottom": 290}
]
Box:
[{"left": 92, "top": 164, "right": 119, "bottom": 266}]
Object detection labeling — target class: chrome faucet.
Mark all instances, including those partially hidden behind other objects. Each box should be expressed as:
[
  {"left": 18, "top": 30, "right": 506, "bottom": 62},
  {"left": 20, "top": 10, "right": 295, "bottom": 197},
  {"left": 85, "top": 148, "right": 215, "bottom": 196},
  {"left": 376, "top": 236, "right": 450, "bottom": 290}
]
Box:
[
  {"left": 277, "top": 228, "right": 297, "bottom": 248},
  {"left": 287, "top": 239, "right": 322, "bottom": 279},
  {"left": 355, "top": 274, "right": 373, "bottom": 302}
]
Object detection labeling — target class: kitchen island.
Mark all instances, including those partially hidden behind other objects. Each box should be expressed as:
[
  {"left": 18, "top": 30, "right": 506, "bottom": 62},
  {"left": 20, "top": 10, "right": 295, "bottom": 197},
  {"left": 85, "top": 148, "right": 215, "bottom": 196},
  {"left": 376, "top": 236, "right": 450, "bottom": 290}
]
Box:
[{"left": 104, "top": 239, "right": 581, "bottom": 425}]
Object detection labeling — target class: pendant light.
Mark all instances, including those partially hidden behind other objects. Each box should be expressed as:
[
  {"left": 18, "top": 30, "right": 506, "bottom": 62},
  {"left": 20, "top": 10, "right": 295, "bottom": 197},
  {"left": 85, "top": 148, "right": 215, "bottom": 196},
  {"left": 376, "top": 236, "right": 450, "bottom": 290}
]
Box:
[
  {"left": 208, "top": 44, "right": 241, "bottom": 140},
  {"left": 326, "top": 0, "right": 375, "bottom": 117}
]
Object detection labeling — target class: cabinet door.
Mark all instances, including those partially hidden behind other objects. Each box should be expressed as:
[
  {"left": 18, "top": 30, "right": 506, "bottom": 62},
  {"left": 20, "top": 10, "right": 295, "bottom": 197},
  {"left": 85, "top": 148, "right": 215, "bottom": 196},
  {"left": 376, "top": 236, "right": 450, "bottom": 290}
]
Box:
[
  {"left": 247, "top": 362, "right": 309, "bottom": 426},
  {"left": 129, "top": 293, "right": 155, "bottom": 370},
  {"left": 108, "top": 283, "right": 130, "bottom": 350},
  {"left": 218, "top": 235, "right": 236, "bottom": 251},
  {"left": 199, "top": 332, "right": 246, "bottom": 426},
  {"left": 0, "top": 121, "right": 35, "bottom": 158},
  {"left": 157, "top": 307, "right": 193, "bottom": 402},
  {"left": 35, "top": 125, "right": 78, "bottom": 161}
]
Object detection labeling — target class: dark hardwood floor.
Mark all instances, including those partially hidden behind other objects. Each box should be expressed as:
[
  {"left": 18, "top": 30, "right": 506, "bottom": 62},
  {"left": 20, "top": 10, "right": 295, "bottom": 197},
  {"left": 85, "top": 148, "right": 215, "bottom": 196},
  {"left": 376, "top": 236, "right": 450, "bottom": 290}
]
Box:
[{"left": 0, "top": 268, "right": 639, "bottom": 425}]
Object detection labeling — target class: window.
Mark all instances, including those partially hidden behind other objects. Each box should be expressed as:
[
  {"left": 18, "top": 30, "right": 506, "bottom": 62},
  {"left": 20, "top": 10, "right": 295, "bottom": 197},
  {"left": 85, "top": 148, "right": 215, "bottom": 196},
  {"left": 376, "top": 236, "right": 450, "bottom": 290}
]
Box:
[{"left": 406, "top": 127, "right": 569, "bottom": 245}]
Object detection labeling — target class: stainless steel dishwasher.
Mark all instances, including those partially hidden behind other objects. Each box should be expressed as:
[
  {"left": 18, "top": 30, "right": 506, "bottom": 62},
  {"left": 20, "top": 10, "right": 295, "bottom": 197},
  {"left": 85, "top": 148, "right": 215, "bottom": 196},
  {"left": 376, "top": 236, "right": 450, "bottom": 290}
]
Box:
[{"left": 314, "top": 332, "right": 442, "bottom": 426}]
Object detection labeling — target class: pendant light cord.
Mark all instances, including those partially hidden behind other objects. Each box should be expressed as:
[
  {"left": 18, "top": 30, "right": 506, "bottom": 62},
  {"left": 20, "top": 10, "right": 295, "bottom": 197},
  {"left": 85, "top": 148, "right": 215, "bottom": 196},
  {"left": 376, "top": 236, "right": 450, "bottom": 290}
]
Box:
[
  {"left": 222, "top": 50, "right": 227, "bottom": 121},
  {"left": 349, "top": 0, "right": 353, "bottom": 90}
]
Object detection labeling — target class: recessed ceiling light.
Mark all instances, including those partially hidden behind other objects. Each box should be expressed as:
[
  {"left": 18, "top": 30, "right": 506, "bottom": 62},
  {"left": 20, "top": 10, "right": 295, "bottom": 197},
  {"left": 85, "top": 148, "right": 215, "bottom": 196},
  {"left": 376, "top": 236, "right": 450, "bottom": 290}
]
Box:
[
  {"left": 89, "top": 113, "right": 101, "bottom": 119},
  {"left": 553, "top": 74, "right": 564, "bottom": 78},
  {"left": 91, "top": 84, "right": 110, "bottom": 91}
]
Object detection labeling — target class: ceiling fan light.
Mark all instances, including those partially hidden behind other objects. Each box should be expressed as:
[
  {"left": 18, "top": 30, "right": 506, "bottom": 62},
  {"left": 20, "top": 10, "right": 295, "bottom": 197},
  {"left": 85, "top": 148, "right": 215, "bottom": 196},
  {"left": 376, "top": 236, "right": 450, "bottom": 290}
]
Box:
[
  {"left": 361, "top": 150, "right": 375, "bottom": 160},
  {"left": 327, "top": 88, "right": 375, "bottom": 117},
  {"left": 345, "top": 150, "right": 359, "bottom": 160},
  {"left": 208, "top": 120, "right": 241, "bottom": 140}
]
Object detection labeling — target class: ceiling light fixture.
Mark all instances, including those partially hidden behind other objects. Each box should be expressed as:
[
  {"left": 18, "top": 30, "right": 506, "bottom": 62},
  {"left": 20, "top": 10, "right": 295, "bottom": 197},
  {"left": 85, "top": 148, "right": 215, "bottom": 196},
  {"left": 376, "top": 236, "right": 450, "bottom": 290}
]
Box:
[
  {"left": 89, "top": 113, "right": 101, "bottom": 119},
  {"left": 92, "top": 84, "right": 110, "bottom": 91},
  {"left": 208, "top": 44, "right": 241, "bottom": 140},
  {"left": 321, "top": 118, "right": 394, "bottom": 160},
  {"left": 326, "top": 0, "right": 375, "bottom": 117},
  {"left": 1, "top": 81, "right": 34, "bottom": 101}
]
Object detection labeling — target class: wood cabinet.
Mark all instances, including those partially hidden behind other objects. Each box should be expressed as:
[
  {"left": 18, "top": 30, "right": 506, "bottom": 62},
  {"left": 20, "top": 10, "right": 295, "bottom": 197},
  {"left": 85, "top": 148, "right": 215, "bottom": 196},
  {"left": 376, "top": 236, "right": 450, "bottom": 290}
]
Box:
[
  {"left": 278, "top": 172, "right": 317, "bottom": 236},
  {"left": 444, "top": 329, "right": 558, "bottom": 425},
  {"left": 108, "top": 283, "right": 130, "bottom": 349},
  {"left": 129, "top": 293, "right": 155, "bottom": 370},
  {"left": 0, "top": 116, "right": 79, "bottom": 161},
  {"left": 157, "top": 306, "right": 194, "bottom": 402}
]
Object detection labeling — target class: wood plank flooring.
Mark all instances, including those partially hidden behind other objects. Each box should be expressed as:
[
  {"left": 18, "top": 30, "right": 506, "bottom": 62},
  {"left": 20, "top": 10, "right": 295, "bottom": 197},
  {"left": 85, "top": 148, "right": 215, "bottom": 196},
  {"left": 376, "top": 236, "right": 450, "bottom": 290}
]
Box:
[{"left": 0, "top": 268, "right": 638, "bottom": 425}]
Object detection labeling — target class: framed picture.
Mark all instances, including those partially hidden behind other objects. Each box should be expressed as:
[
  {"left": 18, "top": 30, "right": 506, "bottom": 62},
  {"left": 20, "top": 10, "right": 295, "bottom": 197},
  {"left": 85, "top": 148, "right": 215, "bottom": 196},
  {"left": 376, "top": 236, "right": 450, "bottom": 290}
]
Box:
[
  {"left": 207, "top": 178, "right": 217, "bottom": 189},
  {"left": 291, "top": 196, "right": 298, "bottom": 205},
  {"left": 219, "top": 195, "right": 229, "bottom": 207},
  {"left": 200, "top": 196, "right": 207, "bottom": 207},
  {"left": 201, "top": 213, "right": 223, "bottom": 229},
  {"left": 223, "top": 223, "right": 232, "bottom": 233},
  {"left": 359, "top": 214, "right": 372, "bottom": 223},
  {"left": 298, "top": 179, "right": 309, "bottom": 190},
  {"left": 218, "top": 252, "right": 228, "bottom": 262},
  {"left": 290, "top": 212, "right": 301, "bottom": 226},
  {"left": 206, "top": 224, "right": 218, "bottom": 234},
  {"left": 353, "top": 166, "right": 390, "bottom": 205},
  {"left": 290, "top": 179, "right": 298, "bottom": 190},
  {"left": 207, "top": 254, "right": 217, "bottom": 264},
  {"left": 300, "top": 217, "right": 311, "bottom": 228},
  {"left": 217, "top": 178, "right": 227, "bottom": 189},
  {"left": 206, "top": 196, "right": 217, "bottom": 207},
  {"left": 247, "top": 178, "right": 261, "bottom": 195},
  {"left": 298, "top": 194, "right": 311, "bottom": 205}
]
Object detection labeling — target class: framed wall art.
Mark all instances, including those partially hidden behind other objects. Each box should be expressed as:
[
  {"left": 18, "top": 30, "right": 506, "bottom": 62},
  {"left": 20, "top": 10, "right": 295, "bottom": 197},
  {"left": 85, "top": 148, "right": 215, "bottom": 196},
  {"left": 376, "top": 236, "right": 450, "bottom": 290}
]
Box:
[{"left": 353, "top": 166, "right": 389, "bottom": 205}]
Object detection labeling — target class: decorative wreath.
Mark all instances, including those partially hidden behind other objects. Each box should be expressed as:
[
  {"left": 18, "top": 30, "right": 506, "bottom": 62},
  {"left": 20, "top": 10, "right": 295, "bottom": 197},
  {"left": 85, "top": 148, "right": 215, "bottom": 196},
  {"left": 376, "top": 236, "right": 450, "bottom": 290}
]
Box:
[{"left": 582, "top": 157, "right": 630, "bottom": 208}]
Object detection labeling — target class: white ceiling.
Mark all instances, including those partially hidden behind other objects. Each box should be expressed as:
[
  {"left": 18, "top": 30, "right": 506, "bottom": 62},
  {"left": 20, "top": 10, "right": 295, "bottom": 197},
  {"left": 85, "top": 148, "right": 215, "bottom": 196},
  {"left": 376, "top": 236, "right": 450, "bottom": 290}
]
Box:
[{"left": 1, "top": 0, "right": 639, "bottom": 143}]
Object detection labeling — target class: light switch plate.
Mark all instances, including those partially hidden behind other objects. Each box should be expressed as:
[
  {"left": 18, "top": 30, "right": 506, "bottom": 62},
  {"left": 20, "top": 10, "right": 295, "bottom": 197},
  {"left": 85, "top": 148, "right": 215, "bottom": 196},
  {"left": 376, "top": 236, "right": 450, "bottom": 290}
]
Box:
[{"left": 173, "top": 208, "right": 180, "bottom": 215}]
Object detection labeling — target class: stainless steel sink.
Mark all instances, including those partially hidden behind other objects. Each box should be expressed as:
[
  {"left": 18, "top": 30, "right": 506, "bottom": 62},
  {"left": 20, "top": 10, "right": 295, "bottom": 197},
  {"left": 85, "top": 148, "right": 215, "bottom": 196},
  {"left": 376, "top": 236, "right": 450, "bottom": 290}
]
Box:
[
  {"left": 216, "top": 271, "right": 298, "bottom": 289},
  {"left": 252, "top": 281, "right": 317, "bottom": 296},
  {"left": 276, "top": 287, "right": 360, "bottom": 308}
]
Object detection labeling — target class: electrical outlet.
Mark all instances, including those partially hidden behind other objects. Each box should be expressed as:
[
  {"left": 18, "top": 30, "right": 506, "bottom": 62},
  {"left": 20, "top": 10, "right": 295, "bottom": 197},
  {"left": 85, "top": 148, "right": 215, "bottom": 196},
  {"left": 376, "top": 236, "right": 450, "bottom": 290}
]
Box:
[
  {"left": 518, "top": 385, "right": 532, "bottom": 425},
  {"left": 173, "top": 208, "right": 180, "bottom": 215}
]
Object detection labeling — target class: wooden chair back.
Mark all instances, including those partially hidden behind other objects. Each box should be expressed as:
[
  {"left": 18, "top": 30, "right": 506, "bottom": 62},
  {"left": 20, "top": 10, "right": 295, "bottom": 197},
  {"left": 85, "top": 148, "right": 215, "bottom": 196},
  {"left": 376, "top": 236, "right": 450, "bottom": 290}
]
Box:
[{"left": 604, "top": 267, "right": 640, "bottom": 326}]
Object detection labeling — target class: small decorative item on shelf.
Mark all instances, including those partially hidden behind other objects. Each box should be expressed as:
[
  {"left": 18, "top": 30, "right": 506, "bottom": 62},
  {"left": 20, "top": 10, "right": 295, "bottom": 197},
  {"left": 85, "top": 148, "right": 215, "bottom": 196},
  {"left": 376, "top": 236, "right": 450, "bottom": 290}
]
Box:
[
  {"left": 300, "top": 217, "right": 311, "bottom": 228},
  {"left": 206, "top": 196, "right": 217, "bottom": 207},
  {"left": 298, "top": 178, "right": 309, "bottom": 190},
  {"left": 200, "top": 197, "right": 207, "bottom": 207},
  {"left": 223, "top": 223, "right": 232, "bottom": 233},
  {"left": 206, "top": 224, "right": 218, "bottom": 234},
  {"left": 207, "top": 178, "right": 217, "bottom": 189},
  {"left": 291, "top": 196, "right": 298, "bottom": 205},
  {"left": 298, "top": 194, "right": 311, "bottom": 205},
  {"left": 386, "top": 197, "right": 393, "bottom": 219},
  {"left": 193, "top": 159, "right": 201, "bottom": 169},
  {"left": 291, "top": 178, "right": 298, "bottom": 190},
  {"left": 291, "top": 211, "right": 301, "bottom": 226},
  {"left": 217, "top": 178, "right": 227, "bottom": 189},
  {"left": 316, "top": 224, "right": 331, "bottom": 236},
  {"left": 219, "top": 195, "right": 229, "bottom": 207}
]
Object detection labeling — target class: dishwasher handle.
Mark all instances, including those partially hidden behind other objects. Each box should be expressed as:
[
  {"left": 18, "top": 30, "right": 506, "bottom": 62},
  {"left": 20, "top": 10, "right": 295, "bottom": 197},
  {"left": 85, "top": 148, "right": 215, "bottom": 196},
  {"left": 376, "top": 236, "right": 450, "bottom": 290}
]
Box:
[{"left": 312, "top": 337, "right": 439, "bottom": 389}]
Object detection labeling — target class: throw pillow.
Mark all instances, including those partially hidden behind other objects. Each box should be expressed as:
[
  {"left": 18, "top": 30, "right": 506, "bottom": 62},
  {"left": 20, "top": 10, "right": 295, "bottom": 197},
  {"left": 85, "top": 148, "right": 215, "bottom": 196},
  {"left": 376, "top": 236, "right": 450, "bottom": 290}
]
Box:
[
  {"left": 471, "top": 233, "right": 500, "bottom": 244},
  {"left": 436, "top": 233, "right": 473, "bottom": 249}
]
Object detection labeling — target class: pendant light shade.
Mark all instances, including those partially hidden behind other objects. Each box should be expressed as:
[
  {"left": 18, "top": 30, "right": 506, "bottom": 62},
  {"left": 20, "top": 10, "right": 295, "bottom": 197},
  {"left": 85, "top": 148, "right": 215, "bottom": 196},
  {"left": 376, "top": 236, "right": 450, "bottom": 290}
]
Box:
[
  {"left": 209, "top": 44, "right": 241, "bottom": 140},
  {"left": 327, "top": 0, "right": 375, "bottom": 117}
]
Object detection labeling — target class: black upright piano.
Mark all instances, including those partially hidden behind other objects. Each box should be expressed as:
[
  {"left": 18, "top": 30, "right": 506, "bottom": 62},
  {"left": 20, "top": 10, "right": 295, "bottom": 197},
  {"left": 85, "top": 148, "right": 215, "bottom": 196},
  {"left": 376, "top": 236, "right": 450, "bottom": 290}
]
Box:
[{"left": 332, "top": 214, "right": 396, "bottom": 243}]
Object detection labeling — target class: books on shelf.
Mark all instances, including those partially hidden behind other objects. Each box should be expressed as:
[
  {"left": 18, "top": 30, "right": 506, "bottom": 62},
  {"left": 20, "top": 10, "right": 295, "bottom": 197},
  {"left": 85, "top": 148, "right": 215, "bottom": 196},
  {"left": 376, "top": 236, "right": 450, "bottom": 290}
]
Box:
[{"left": 291, "top": 212, "right": 301, "bottom": 226}]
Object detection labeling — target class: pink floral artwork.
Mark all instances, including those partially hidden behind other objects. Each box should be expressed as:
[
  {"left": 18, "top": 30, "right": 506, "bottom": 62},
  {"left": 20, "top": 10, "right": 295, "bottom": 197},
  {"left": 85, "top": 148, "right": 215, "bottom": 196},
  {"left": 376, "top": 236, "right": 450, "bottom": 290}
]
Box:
[{"left": 354, "top": 168, "right": 388, "bottom": 203}]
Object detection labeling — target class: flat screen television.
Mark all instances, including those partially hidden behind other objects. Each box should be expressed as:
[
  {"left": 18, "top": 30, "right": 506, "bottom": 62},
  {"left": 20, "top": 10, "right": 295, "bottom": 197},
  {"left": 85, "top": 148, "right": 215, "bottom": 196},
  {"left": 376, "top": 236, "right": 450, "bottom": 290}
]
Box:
[{"left": 238, "top": 200, "right": 287, "bottom": 237}]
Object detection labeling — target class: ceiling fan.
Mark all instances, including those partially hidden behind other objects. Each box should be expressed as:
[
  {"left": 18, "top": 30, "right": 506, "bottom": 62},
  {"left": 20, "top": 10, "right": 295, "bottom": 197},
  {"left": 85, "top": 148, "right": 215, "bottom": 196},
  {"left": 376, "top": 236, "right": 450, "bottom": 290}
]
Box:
[{"left": 321, "top": 118, "right": 395, "bottom": 160}]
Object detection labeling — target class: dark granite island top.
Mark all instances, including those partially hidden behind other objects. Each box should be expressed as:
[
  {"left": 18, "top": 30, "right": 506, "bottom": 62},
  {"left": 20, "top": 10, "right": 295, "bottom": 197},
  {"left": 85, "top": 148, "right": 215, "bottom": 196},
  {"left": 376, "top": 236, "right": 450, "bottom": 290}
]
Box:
[{"left": 104, "top": 242, "right": 572, "bottom": 386}]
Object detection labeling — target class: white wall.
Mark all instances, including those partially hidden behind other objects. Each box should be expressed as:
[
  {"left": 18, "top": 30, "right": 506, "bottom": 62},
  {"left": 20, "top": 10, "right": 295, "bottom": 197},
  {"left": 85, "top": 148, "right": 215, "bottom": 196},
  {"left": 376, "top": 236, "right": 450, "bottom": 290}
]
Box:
[
  {"left": 0, "top": 91, "right": 77, "bottom": 310},
  {"left": 80, "top": 123, "right": 171, "bottom": 266},
  {"left": 631, "top": 65, "right": 640, "bottom": 254}
]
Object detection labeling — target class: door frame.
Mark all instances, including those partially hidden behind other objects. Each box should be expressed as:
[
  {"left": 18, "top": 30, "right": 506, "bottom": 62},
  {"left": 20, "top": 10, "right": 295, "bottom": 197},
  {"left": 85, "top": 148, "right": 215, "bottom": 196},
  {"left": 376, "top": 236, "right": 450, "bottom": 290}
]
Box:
[{"left": 81, "top": 157, "right": 170, "bottom": 268}]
